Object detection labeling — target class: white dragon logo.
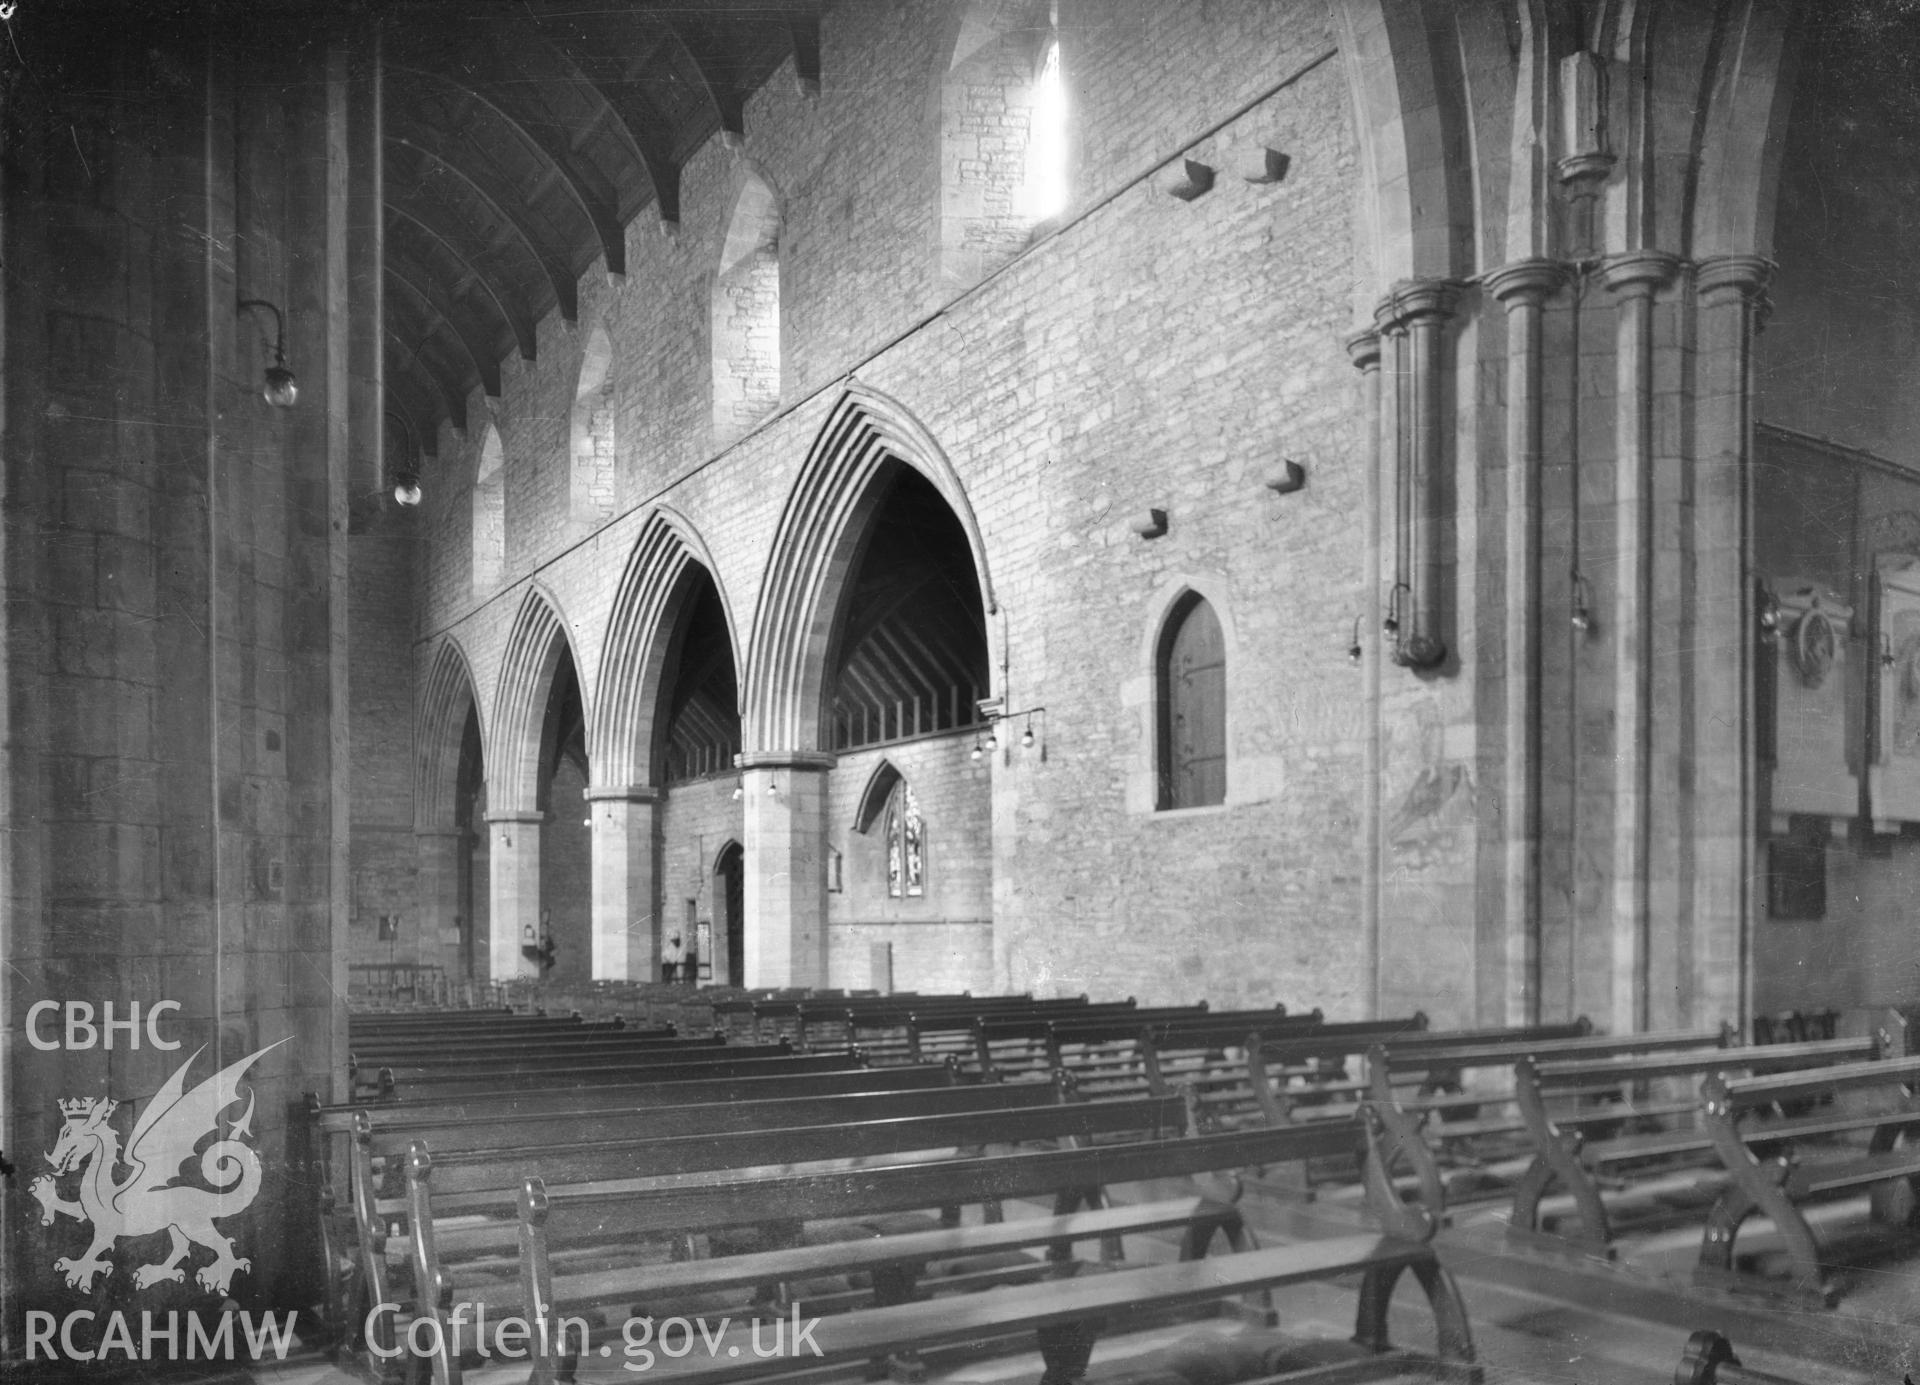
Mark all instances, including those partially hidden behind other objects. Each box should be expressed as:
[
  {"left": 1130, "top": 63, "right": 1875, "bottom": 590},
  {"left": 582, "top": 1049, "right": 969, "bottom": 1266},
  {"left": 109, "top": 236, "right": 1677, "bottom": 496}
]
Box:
[{"left": 28, "top": 1040, "right": 287, "bottom": 1296}]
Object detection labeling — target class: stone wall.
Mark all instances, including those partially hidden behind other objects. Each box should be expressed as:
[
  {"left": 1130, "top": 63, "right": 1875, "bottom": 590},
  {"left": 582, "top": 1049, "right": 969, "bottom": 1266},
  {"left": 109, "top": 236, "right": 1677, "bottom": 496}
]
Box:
[
  {"left": 403, "top": 0, "right": 1364, "bottom": 1008},
  {"left": 1, "top": 13, "right": 373, "bottom": 1331}
]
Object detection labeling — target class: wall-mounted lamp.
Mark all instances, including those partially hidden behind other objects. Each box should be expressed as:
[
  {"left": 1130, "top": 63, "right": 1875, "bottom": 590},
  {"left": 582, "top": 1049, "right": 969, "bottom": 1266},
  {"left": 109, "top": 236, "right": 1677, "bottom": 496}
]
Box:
[
  {"left": 1383, "top": 583, "right": 1408, "bottom": 637},
  {"left": 973, "top": 702, "right": 1048, "bottom": 764},
  {"left": 237, "top": 298, "right": 298, "bottom": 408},
  {"left": 1347, "top": 616, "right": 1363, "bottom": 665},
  {"left": 1571, "top": 570, "right": 1595, "bottom": 635},
  {"left": 1757, "top": 585, "right": 1782, "bottom": 638},
  {"left": 730, "top": 779, "right": 744, "bottom": 801},
  {"left": 765, "top": 777, "right": 781, "bottom": 798},
  {"left": 392, "top": 475, "right": 423, "bottom": 507}
]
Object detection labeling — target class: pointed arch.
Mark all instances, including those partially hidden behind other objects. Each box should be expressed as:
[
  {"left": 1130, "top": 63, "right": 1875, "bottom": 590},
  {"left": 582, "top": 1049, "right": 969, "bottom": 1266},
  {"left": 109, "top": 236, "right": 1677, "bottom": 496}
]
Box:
[
  {"left": 417, "top": 637, "right": 484, "bottom": 832},
  {"left": 1688, "top": 0, "right": 1799, "bottom": 259},
  {"left": 743, "top": 384, "right": 999, "bottom": 753},
  {"left": 1333, "top": 0, "right": 1477, "bottom": 296},
  {"left": 590, "top": 507, "right": 743, "bottom": 789},
  {"left": 491, "top": 584, "right": 585, "bottom": 813},
  {"left": 854, "top": 759, "right": 905, "bottom": 834}
]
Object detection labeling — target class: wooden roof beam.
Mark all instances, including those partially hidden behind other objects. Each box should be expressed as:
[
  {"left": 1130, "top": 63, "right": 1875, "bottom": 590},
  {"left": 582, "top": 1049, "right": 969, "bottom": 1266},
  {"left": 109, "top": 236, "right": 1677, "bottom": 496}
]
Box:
[
  {"left": 388, "top": 127, "right": 580, "bottom": 325},
  {"left": 384, "top": 196, "right": 539, "bottom": 363},
  {"left": 383, "top": 325, "right": 469, "bottom": 434},
  {"left": 393, "top": 61, "right": 627, "bottom": 280},
  {"left": 526, "top": 22, "right": 686, "bottom": 231},
  {"left": 384, "top": 258, "right": 503, "bottom": 399}
]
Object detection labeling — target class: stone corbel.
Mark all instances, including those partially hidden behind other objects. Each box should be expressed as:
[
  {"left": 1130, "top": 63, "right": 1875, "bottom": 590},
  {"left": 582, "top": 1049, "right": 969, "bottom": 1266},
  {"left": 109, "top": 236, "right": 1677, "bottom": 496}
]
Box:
[{"left": 1375, "top": 279, "right": 1462, "bottom": 670}]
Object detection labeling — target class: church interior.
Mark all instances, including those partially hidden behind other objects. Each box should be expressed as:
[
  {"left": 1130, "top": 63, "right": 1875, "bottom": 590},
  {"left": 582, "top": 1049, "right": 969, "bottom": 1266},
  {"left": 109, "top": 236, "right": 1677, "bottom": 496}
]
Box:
[{"left": 6, "top": 0, "right": 1920, "bottom": 1380}]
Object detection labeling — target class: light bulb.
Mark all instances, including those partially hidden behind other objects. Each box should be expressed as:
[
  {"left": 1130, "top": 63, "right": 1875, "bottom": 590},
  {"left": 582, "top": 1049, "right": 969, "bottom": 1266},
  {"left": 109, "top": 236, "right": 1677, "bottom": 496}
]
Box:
[
  {"left": 1347, "top": 643, "right": 1363, "bottom": 665},
  {"left": 262, "top": 365, "right": 298, "bottom": 408},
  {"left": 766, "top": 779, "right": 779, "bottom": 797},
  {"left": 393, "top": 479, "right": 422, "bottom": 506},
  {"left": 1021, "top": 726, "right": 1036, "bottom": 749},
  {"left": 1571, "top": 607, "right": 1592, "bottom": 634},
  {"left": 985, "top": 728, "right": 999, "bottom": 750},
  {"left": 730, "top": 785, "right": 743, "bottom": 801},
  {"left": 970, "top": 741, "right": 983, "bottom": 762}
]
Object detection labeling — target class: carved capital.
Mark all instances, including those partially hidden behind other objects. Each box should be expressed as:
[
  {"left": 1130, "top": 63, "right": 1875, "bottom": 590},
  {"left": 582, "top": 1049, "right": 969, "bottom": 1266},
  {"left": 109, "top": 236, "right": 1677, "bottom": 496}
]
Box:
[
  {"left": 1485, "top": 258, "right": 1568, "bottom": 307},
  {"left": 1598, "top": 250, "right": 1681, "bottom": 297},
  {"left": 583, "top": 784, "right": 660, "bottom": 804},
  {"left": 735, "top": 750, "right": 837, "bottom": 773},
  {"left": 1344, "top": 327, "right": 1381, "bottom": 371},
  {"left": 1695, "top": 254, "right": 1774, "bottom": 304},
  {"left": 1387, "top": 278, "right": 1462, "bottom": 327},
  {"left": 1555, "top": 151, "right": 1615, "bottom": 189}
]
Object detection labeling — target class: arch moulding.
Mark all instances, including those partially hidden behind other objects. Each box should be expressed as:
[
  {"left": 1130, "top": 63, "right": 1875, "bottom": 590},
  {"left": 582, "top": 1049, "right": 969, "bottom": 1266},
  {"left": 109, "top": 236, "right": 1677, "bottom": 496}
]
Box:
[
  {"left": 417, "top": 636, "right": 484, "bottom": 833},
  {"left": 742, "top": 383, "right": 998, "bottom": 755},
  {"left": 490, "top": 582, "right": 584, "bottom": 814},
  {"left": 589, "top": 505, "right": 743, "bottom": 792}
]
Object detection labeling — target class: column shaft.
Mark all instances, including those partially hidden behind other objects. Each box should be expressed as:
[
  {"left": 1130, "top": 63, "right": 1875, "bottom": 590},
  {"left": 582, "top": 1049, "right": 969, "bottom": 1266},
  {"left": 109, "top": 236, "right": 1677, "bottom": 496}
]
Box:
[
  {"left": 740, "top": 757, "right": 832, "bottom": 987},
  {"left": 1602, "top": 253, "right": 1678, "bottom": 1033},
  {"left": 1348, "top": 328, "right": 1384, "bottom": 1016},
  {"left": 487, "top": 812, "right": 545, "bottom": 979},
  {"left": 589, "top": 790, "right": 659, "bottom": 980},
  {"left": 1694, "top": 255, "right": 1771, "bottom": 1028},
  {"left": 1489, "top": 260, "right": 1564, "bottom": 1026}
]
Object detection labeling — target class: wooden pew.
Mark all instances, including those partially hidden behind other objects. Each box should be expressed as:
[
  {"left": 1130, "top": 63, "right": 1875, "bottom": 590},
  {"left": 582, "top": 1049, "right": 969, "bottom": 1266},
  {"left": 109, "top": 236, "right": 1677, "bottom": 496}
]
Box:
[
  {"left": 814, "top": 994, "right": 1067, "bottom": 1061},
  {"left": 758, "top": 991, "right": 972, "bottom": 1049},
  {"left": 904, "top": 998, "right": 1132, "bottom": 1068},
  {"left": 364, "top": 1047, "right": 854, "bottom": 1101},
  {"left": 391, "top": 1094, "right": 1205, "bottom": 1373},
  {"left": 476, "top": 1105, "right": 1479, "bottom": 1385},
  {"left": 1675, "top": 1331, "right": 1806, "bottom": 1385},
  {"left": 349, "top": 1007, "right": 540, "bottom": 1031},
  {"left": 348, "top": 1027, "right": 707, "bottom": 1071},
  {"left": 971, "top": 1004, "right": 1209, "bottom": 1082},
  {"left": 1013, "top": 1006, "right": 1221, "bottom": 1088},
  {"left": 1134, "top": 1010, "right": 1331, "bottom": 1120},
  {"left": 312, "top": 1064, "right": 975, "bottom": 1354},
  {"left": 1505, "top": 1031, "right": 1893, "bottom": 1258},
  {"left": 1360, "top": 1023, "right": 1717, "bottom": 1175},
  {"left": 1694, "top": 1052, "right": 1920, "bottom": 1305}
]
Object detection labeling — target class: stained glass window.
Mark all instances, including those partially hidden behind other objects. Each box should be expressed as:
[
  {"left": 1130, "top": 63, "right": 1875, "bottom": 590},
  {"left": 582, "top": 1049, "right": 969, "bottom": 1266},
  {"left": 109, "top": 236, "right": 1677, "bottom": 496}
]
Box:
[{"left": 884, "top": 781, "right": 926, "bottom": 898}]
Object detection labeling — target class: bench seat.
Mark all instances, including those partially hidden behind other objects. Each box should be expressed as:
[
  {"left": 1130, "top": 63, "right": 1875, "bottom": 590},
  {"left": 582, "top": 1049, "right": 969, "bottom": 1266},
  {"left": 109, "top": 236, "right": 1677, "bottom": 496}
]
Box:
[
  {"left": 1693, "top": 1051, "right": 1920, "bottom": 1305},
  {"left": 547, "top": 1234, "right": 1458, "bottom": 1385},
  {"left": 1505, "top": 1017, "right": 1910, "bottom": 1264}
]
